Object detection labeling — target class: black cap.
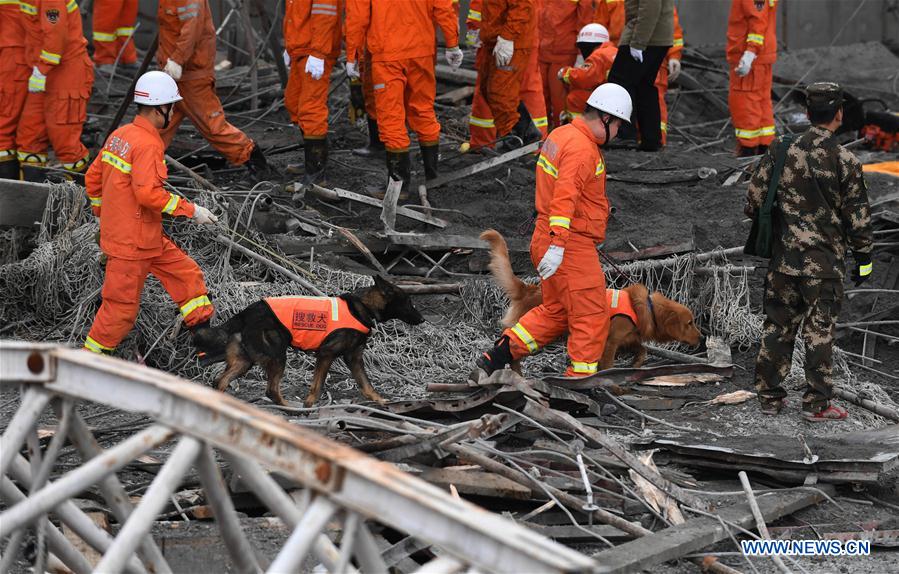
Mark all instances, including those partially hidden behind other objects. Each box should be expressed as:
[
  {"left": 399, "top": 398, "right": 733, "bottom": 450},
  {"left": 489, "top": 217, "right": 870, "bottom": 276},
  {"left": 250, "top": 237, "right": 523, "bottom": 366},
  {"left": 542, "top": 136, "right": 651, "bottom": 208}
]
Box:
[{"left": 805, "top": 82, "right": 844, "bottom": 111}]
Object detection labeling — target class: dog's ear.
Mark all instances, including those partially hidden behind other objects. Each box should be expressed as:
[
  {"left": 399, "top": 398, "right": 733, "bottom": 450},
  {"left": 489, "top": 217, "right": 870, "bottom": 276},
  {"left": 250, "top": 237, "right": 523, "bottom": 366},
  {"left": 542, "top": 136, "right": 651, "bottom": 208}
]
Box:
[{"left": 373, "top": 274, "right": 395, "bottom": 294}]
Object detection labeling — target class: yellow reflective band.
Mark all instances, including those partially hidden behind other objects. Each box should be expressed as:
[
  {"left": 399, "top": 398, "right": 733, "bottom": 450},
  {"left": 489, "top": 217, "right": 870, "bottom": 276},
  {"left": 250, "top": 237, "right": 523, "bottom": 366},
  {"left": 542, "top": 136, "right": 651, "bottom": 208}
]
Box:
[
  {"left": 532, "top": 116, "right": 548, "bottom": 128},
  {"left": 537, "top": 154, "right": 558, "bottom": 178},
  {"left": 18, "top": 151, "right": 47, "bottom": 163},
  {"left": 115, "top": 26, "right": 135, "bottom": 37},
  {"left": 330, "top": 297, "right": 339, "bottom": 320},
  {"left": 19, "top": 2, "right": 36, "bottom": 15},
  {"left": 40, "top": 50, "right": 61, "bottom": 65},
  {"left": 595, "top": 160, "right": 605, "bottom": 176},
  {"left": 0, "top": 150, "right": 15, "bottom": 160},
  {"left": 570, "top": 361, "right": 598, "bottom": 374},
  {"left": 180, "top": 295, "right": 212, "bottom": 318},
  {"left": 467, "top": 9, "right": 481, "bottom": 21},
  {"left": 89, "top": 197, "right": 102, "bottom": 207},
  {"left": 101, "top": 150, "right": 132, "bottom": 174},
  {"left": 28, "top": 74, "right": 46, "bottom": 91},
  {"left": 859, "top": 263, "right": 872, "bottom": 277},
  {"left": 511, "top": 323, "right": 539, "bottom": 353},
  {"left": 568, "top": 111, "right": 582, "bottom": 118},
  {"left": 661, "top": 121, "right": 668, "bottom": 132},
  {"left": 66, "top": 0, "right": 77, "bottom": 12},
  {"left": 162, "top": 193, "right": 180, "bottom": 215},
  {"left": 759, "top": 125, "right": 776, "bottom": 136},
  {"left": 549, "top": 216, "right": 571, "bottom": 229},
  {"left": 734, "top": 127, "right": 761, "bottom": 140},
  {"left": 93, "top": 31, "right": 117, "bottom": 42},
  {"left": 469, "top": 116, "right": 495, "bottom": 128},
  {"left": 673, "top": 39, "right": 684, "bottom": 47},
  {"left": 747, "top": 33, "right": 764, "bottom": 45},
  {"left": 62, "top": 155, "right": 89, "bottom": 171},
  {"left": 0, "top": 0, "right": 21, "bottom": 5},
  {"left": 610, "top": 289, "right": 620, "bottom": 308},
  {"left": 84, "top": 336, "right": 114, "bottom": 354}
]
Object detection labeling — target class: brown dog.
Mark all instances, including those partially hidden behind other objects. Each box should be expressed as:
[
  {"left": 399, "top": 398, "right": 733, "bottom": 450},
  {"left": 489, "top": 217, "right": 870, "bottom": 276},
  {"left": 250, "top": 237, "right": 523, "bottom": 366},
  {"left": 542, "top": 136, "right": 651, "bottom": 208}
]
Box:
[{"left": 481, "top": 229, "right": 702, "bottom": 370}]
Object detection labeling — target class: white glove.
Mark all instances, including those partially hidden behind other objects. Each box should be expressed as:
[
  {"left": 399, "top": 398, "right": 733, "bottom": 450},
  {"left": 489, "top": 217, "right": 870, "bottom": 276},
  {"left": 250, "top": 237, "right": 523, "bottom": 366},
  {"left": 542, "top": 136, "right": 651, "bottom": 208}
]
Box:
[
  {"left": 28, "top": 66, "right": 46, "bottom": 93},
  {"left": 282, "top": 50, "right": 291, "bottom": 68},
  {"left": 668, "top": 58, "right": 681, "bottom": 82},
  {"left": 192, "top": 205, "right": 218, "bottom": 225},
  {"left": 345, "top": 60, "right": 360, "bottom": 79},
  {"left": 163, "top": 59, "right": 183, "bottom": 81},
  {"left": 629, "top": 47, "right": 643, "bottom": 63},
  {"left": 574, "top": 53, "right": 585, "bottom": 67},
  {"left": 493, "top": 36, "right": 514, "bottom": 67},
  {"left": 305, "top": 55, "right": 325, "bottom": 80},
  {"left": 466, "top": 28, "right": 480, "bottom": 48},
  {"left": 537, "top": 245, "right": 565, "bottom": 280},
  {"left": 445, "top": 46, "right": 464, "bottom": 71},
  {"left": 735, "top": 50, "right": 756, "bottom": 77}
]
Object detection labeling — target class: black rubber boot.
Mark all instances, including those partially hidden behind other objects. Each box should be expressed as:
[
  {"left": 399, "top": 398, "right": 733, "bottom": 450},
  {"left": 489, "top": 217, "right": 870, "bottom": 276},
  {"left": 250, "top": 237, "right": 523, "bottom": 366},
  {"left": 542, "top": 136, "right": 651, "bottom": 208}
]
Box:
[
  {"left": 756, "top": 144, "right": 769, "bottom": 155},
  {"left": 472, "top": 335, "right": 514, "bottom": 381},
  {"left": 381, "top": 150, "right": 411, "bottom": 199},
  {"left": 497, "top": 102, "right": 542, "bottom": 152},
  {"left": 0, "top": 158, "right": 19, "bottom": 180},
  {"left": 737, "top": 145, "right": 759, "bottom": 158},
  {"left": 64, "top": 157, "right": 90, "bottom": 186},
  {"left": 303, "top": 138, "right": 329, "bottom": 182},
  {"left": 420, "top": 143, "right": 439, "bottom": 182},
  {"left": 353, "top": 118, "right": 386, "bottom": 158},
  {"left": 245, "top": 142, "right": 277, "bottom": 182},
  {"left": 21, "top": 162, "right": 47, "bottom": 183}
]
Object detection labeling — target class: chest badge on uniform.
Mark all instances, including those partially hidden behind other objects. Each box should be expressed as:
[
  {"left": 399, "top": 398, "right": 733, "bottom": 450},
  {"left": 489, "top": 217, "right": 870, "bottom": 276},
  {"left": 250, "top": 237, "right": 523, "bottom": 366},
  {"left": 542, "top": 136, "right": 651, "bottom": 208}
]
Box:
[
  {"left": 45, "top": 8, "right": 60, "bottom": 23},
  {"left": 293, "top": 310, "right": 328, "bottom": 331}
]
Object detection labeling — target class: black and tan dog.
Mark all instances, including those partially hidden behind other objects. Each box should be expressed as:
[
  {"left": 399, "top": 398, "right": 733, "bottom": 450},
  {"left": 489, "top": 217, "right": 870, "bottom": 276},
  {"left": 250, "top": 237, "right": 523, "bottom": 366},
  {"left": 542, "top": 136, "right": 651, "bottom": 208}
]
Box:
[{"left": 193, "top": 276, "right": 424, "bottom": 406}]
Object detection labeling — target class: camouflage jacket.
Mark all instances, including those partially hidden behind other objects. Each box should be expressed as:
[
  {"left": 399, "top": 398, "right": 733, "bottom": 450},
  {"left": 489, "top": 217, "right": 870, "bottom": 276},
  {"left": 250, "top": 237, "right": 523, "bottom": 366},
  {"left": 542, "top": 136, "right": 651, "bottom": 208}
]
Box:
[{"left": 746, "top": 126, "right": 873, "bottom": 279}]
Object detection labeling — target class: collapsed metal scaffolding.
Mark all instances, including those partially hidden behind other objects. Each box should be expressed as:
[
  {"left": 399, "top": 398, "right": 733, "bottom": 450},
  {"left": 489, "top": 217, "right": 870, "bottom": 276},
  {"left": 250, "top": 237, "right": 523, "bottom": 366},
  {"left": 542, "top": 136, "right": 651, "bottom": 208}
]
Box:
[{"left": 0, "top": 341, "right": 600, "bottom": 573}]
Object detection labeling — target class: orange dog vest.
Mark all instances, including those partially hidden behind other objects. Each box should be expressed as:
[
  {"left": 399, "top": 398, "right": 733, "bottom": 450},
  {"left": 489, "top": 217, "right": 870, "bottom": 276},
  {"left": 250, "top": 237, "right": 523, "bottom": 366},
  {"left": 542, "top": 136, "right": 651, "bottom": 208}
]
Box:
[
  {"left": 606, "top": 289, "right": 638, "bottom": 326},
  {"left": 265, "top": 296, "right": 371, "bottom": 351}
]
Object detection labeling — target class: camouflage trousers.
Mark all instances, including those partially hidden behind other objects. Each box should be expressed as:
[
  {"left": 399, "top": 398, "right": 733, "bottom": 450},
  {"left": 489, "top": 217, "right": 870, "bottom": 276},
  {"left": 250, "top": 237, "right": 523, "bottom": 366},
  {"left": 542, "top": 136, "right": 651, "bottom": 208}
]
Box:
[{"left": 754, "top": 271, "right": 843, "bottom": 412}]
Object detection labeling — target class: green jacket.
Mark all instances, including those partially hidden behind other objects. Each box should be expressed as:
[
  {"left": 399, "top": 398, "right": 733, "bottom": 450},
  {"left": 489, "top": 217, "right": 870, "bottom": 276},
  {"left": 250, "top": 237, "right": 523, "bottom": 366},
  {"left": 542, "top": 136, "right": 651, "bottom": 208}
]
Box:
[{"left": 619, "top": 0, "right": 675, "bottom": 50}]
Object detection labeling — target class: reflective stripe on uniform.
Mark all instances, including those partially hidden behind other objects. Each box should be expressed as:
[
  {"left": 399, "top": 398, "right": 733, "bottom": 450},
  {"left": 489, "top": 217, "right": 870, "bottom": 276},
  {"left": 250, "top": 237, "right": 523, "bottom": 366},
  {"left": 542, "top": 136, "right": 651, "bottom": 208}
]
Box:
[
  {"left": 511, "top": 322, "right": 539, "bottom": 353},
  {"left": 610, "top": 289, "right": 621, "bottom": 308},
  {"left": 101, "top": 150, "right": 132, "bottom": 174},
  {"left": 549, "top": 216, "right": 570, "bottom": 229},
  {"left": 0, "top": 150, "right": 16, "bottom": 162},
  {"left": 40, "top": 50, "right": 61, "bottom": 65},
  {"left": 0, "top": 0, "right": 21, "bottom": 5},
  {"left": 532, "top": 116, "right": 548, "bottom": 129},
  {"left": 673, "top": 39, "right": 684, "bottom": 47},
  {"left": 537, "top": 154, "right": 558, "bottom": 178},
  {"left": 570, "top": 361, "right": 598, "bottom": 374},
  {"left": 28, "top": 74, "right": 45, "bottom": 91},
  {"left": 62, "top": 155, "right": 89, "bottom": 171},
  {"left": 162, "top": 193, "right": 180, "bottom": 214},
  {"left": 311, "top": 2, "right": 337, "bottom": 15},
  {"left": 116, "top": 26, "right": 135, "bottom": 37},
  {"left": 746, "top": 33, "right": 764, "bottom": 46},
  {"left": 759, "top": 125, "right": 775, "bottom": 137},
  {"left": 89, "top": 196, "right": 102, "bottom": 207},
  {"left": 595, "top": 160, "right": 605, "bottom": 176},
  {"left": 18, "top": 151, "right": 47, "bottom": 163},
  {"left": 84, "top": 336, "right": 114, "bottom": 354},
  {"left": 180, "top": 295, "right": 212, "bottom": 318},
  {"left": 93, "top": 31, "right": 117, "bottom": 42},
  {"left": 859, "top": 263, "right": 872, "bottom": 276},
  {"left": 19, "top": 0, "right": 36, "bottom": 14},
  {"left": 65, "top": 0, "right": 77, "bottom": 12},
  {"left": 467, "top": 9, "right": 481, "bottom": 21},
  {"left": 661, "top": 121, "right": 667, "bottom": 132},
  {"left": 469, "top": 116, "right": 495, "bottom": 128}
]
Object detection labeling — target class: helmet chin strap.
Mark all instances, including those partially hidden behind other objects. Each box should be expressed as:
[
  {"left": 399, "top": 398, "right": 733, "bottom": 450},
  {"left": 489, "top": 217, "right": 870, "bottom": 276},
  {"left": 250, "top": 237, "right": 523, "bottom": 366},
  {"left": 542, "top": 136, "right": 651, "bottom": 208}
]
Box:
[
  {"left": 158, "top": 105, "right": 172, "bottom": 130},
  {"left": 599, "top": 115, "right": 612, "bottom": 148}
]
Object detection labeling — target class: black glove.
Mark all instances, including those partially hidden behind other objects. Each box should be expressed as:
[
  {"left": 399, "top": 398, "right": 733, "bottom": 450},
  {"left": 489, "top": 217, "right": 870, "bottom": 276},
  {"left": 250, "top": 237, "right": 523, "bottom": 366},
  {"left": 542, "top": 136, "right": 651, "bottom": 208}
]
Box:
[
  {"left": 851, "top": 251, "right": 872, "bottom": 286},
  {"left": 348, "top": 79, "right": 366, "bottom": 123}
]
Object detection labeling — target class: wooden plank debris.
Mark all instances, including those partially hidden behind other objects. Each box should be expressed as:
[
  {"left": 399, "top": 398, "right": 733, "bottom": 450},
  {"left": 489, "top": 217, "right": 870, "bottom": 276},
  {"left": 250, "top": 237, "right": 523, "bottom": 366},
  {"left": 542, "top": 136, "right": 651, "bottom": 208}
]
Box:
[
  {"left": 305, "top": 184, "right": 448, "bottom": 228},
  {"left": 424, "top": 141, "right": 540, "bottom": 190},
  {"left": 591, "top": 486, "right": 832, "bottom": 574},
  {"left": 421, "top": 468, "right": 532, "bottom": 500},
  {"left": 434, "top": 64, "right": 477, "bottom": 85},
  {"left": 436, "top": 85, "right": 475, "bottom": 104}
]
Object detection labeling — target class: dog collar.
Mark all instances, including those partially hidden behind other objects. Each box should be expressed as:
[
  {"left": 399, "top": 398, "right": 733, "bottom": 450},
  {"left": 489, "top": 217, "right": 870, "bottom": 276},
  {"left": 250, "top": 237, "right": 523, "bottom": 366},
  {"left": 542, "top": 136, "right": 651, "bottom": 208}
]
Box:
[{"left": 646, "top": 294, "right": 658, "bottom": 331}]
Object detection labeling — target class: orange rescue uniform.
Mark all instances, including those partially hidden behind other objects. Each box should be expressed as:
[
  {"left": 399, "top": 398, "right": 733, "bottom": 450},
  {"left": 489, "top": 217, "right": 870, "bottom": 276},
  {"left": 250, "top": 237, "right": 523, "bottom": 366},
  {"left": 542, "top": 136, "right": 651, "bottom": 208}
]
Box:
[
  {"left": 561, "top": 41, "right": 617, "bottom": 118},
  {"left": 0, "top": 0, "right": 29, "bottom": 170},
  {"left": 345, "top": 0, "right": 459, "bottom": 152},
  {"left": 504, "top": 117, "right": 611, "bottom": 376},
  {"left": 538, "top": 0, "right": 593, "bottom": 128},
  {"left": 592, "top": 0, "right": 625, "bottom": 45},
  {"left": 157, "top": 0, "right": 254, "bottom": 165},
  {"left": 265, "top": 297, "right": 370, "bottom": 350},
  {"left": 284, "top": 0, "right": 343, "bottom": 139},
  {"left": 727, "top": 0, "right": 777, "bottom": 149},
  {"left": 467, "top": 0, "right": 546, "bottom": 149},
  {"left": 654, "top": 8, "right": 683, "bottom": 145},
  {"left": 17, "top": 0, "right": 94, "bottom": 172},
  {"left": 83, "top": 115, "right": 213, "bottom": 354},
  {"left": 91, "top": 0, "right": 137, "bottom": 65},
  {"left": 476, "top": 0, "right": 536, "bottom": 138}
]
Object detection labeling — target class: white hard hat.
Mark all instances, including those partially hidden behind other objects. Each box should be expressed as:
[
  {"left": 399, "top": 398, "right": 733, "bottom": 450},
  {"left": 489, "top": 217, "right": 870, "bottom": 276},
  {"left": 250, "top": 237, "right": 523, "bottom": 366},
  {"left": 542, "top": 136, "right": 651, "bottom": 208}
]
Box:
[
  {"left": 586, "top": 83, "right": 632, "bottom": 123},
  {"left": 134, "top": 71, "right": 183, "bottom": 105},
  {"left": 577, "top": 23, "right": 610, "bottom": 44}
]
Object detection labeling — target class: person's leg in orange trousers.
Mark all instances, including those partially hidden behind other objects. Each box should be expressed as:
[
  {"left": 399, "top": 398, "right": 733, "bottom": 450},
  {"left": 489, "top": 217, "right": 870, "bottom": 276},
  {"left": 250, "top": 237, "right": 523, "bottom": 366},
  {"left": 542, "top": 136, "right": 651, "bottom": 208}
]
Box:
[
  {"left": 521, "top": 49, "right": 548, "bottom": 138},
  {"left": 468, "top": 48, "right": 498, "bottom": 149},
  {"left": 540, "top": 59, "right": 566, "bottom": 130},
  {"left": 284, "top": 60, "right": 302, "bottom": 124},
  {"left": 400, "top": 56, "right": 441, "bottom": 147},
  {"left": 115, "top": 0, "right": 138, "bottom": 65},
  {"left": 93, "top": 0, "right": 137, "bottom": 65},
  {"left": 149, "top": 237, "right": 214, "bottom": 328},
  {"left": 160, "top": 76, "right": 255, "bottom": 165},
  {"left": 371, "top": 59, "right": 412, "bottom": 152},
  {"left": 285, "top": 55, "right": 334, "bottom": 138},
  {"left": 505, "top": 238, "right": 610, "bottom": 376},
  {"left": 729, "top": 64, "right": 773, "bottom": 151},
  {"left": 484, "top": 46, "right": 530, "bottom": 136},
  {"left": 0, "top": 46, "right": 29, "bottom": 177}
]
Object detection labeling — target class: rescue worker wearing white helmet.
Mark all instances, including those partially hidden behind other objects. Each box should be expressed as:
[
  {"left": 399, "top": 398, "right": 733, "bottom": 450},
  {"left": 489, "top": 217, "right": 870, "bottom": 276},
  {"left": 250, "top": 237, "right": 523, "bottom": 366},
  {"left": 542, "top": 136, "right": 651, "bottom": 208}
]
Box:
[
  {"left": 82, "top": 71, "right": 218, "bottom": 359},
  {"left": 472, "top": 83, "right": 633, "bottom": 380},
  {"left": 557, "top": 24, "right": 618, "bottom": 122}
]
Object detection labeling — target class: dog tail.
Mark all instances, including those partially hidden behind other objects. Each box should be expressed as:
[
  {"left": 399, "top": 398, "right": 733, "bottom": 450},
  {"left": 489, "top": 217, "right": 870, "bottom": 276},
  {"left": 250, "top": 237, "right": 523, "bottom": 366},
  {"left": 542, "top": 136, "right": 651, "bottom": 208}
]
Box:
[{"left": 480, "top": 229, "right": 529, "bottom": 301}]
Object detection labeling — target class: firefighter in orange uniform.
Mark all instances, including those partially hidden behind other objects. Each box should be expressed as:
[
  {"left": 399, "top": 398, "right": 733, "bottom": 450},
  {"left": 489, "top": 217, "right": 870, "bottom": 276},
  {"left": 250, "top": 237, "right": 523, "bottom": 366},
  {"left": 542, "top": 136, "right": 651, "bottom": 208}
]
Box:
[
  {"left": 345, "top": 0, "right": 461, "bottom": 194},
  {"left": 655, "top": 7, "right": 683, "bottom": 145},
  {"left": 558, "top": 24, "right": 616, "bottom": 120},
  {"left": 473, "top": 84, "right": 633, "bottom": 379},
  {"left": 91, "top": 0, "right": 138, "bottom": 73},
  {"left": 283, "top": 0, "right": 343, "bottom": 180},
  {"left": 157, "top": 0, "right": 273, "bottom": 179},
  {"left": 83, "top": 72, "right": 219, "bottom": 357},
  {"left": 0, "top": 0, "right": 29, "bottom": 180},
  {"left": 465, "top": 0, "right": 547, "bottom": 151},
  {"left": 476, "top": 0, "right": 542, "bottom": 151},
  {"left": 538, "top": 0, "right": 594, "bottom": 129},
  {"left": 727, "top": 0, "right": 777, "bottom": 156},
  {"left": 16, "top": 0, "right": 94, "bottom": 182},
  {"left": 592, "top": 0, "right": 625, "bottom": 45}
]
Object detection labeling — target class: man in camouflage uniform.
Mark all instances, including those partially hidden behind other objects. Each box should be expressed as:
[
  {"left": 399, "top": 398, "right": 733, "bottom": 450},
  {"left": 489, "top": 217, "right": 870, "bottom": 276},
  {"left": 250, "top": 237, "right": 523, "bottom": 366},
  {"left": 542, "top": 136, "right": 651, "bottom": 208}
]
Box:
[{"left": 745, "top": 82, "right": 873, "bottom": 422}]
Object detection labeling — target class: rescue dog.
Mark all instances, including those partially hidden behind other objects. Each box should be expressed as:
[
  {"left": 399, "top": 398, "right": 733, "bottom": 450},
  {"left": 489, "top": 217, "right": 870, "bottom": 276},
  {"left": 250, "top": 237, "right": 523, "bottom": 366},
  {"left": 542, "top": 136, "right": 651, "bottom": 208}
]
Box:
[
  {"left": 480, "top": 229, "right": 702, "bottom": 370},
  {"left": 192, "top": 276, "right": 424, "bottom": 406}
]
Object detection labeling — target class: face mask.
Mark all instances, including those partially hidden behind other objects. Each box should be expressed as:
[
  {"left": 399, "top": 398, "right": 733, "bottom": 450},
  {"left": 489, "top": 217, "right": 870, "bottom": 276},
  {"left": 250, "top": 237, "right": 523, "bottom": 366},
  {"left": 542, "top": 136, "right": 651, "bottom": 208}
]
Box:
[
  {"left": 158, "top": 105, "right": 172, "bottom": 129},
  {"left": 577, "top": 43, "right": 601, "bottom": 60}
]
